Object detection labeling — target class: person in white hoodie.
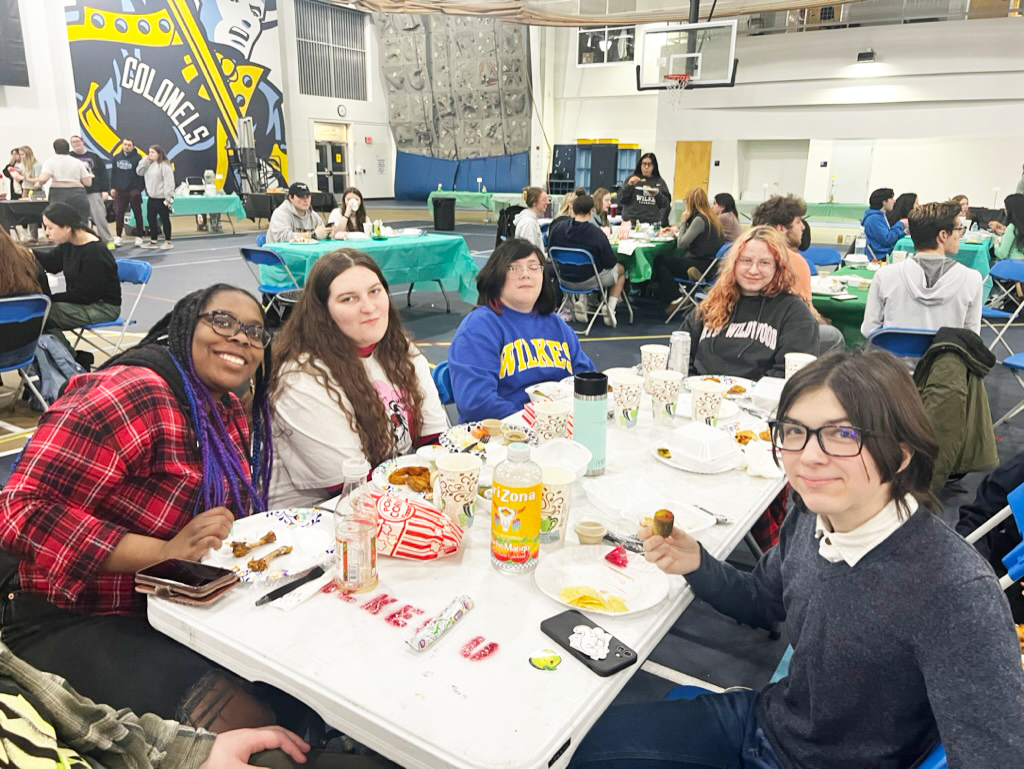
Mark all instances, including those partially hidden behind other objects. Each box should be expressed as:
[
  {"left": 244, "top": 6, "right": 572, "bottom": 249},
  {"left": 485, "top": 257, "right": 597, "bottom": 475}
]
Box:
[
  {"left": 514, "top": 186, "right": 547, "bottom": 252},
  {"left": 136, "top": 144, "right": 176, "bottom": 250},
  {"left": 861, "top": 200, "right": 982, "bottom": 338}
]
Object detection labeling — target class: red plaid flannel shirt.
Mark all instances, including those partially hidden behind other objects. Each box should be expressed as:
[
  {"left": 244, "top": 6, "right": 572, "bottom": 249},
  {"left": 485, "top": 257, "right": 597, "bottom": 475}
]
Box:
[{"left": 0, "top": 366, "right": 251, "bottom": 616}]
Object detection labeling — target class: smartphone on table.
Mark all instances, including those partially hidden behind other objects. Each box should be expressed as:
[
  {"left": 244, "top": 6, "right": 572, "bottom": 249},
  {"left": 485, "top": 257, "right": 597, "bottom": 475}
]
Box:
[
  {"left": 540, "top": 609, "right": 638, "bottom": 676},
  {"left": 135, "top": 559, "right": 238, "bottom": 605}
]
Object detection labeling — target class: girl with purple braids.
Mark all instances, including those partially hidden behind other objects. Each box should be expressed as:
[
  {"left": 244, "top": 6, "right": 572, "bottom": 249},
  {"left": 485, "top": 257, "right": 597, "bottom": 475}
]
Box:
[{"left": 0, "top": 284, "right": 303, "bottom": 734}]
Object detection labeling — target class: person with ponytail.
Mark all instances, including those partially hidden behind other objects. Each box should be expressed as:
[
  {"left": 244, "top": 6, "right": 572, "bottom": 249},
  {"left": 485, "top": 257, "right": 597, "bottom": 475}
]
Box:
[
  {"left": 0, "top": 284, "right": 288, "bottom": 732},
  {"left": 269, "top": 250, "right": 448, "bottom": 508}
]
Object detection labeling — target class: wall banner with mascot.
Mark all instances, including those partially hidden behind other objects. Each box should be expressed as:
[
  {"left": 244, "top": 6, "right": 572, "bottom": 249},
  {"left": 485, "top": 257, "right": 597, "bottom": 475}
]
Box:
[{"left": 65, "top": 0, "right": 287, "bottom": 191}]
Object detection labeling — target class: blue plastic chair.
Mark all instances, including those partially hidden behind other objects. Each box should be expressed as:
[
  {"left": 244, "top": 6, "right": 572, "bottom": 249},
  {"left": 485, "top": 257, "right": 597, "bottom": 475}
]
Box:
[
  {"left": 240, "top": 247, "right": 303, "bottom": 315},
  {"left": 432, "top": 361, "right": 454, "bottom": 406},
  {"left": 72, "top": 259, "right": 153, "bottom": 355},
  {"left": 803, "top": 246, "right": 842, "bottom": 272},
  {"left": 549, "top": 246, "right": 633, "bottom": 336},
  {"left": 864, "top": 327, "right": 936, "bottom": 358},
  {"left": 256, "top": 233, "right": 267, "bottom": 247},
  {"left": 715, "top": 242, "right": 733, "bottom": 260},
  {"left": 802, "top": 254, "right": 818, "bottom": 276},
  {"left": 981, "top": 260, "right": 1024, "bottom": 355},
  {"left": 0, "top": 295, "right": 50, "bottom": 416}
]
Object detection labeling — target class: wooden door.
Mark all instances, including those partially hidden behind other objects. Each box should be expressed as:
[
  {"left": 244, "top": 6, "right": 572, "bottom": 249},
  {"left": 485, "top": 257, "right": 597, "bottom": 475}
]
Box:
[{"left": 673, "top": 141, "right": 712, "bottom": 201}]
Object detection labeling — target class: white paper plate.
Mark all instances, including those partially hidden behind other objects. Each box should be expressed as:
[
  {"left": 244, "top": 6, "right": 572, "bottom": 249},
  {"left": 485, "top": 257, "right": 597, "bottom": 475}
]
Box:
[
  {"left": 204, "top": 509, "right": 334, "bottom": 583},
  {"left": 526, "top": 379, "right": 572, "bottom": 402},
  {"left": 439, "top": 421, "right": 538, "bottom": 458},
  {"left": 370, "top": 455, "right": 435, "bottom": 502},
  {"left": 649, "top": 442, "right": 743, "bottom": 474},
  {"left": 682, "top": 375, "right": 755, "bottom": 400},
  {"left": 534, "top": 545, "right": 670, "bottom": 615}
]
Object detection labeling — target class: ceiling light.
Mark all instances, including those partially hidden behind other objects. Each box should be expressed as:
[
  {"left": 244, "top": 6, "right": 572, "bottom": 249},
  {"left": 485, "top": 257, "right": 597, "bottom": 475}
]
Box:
[{"left": 857, "top": 49, "right": 877, "bottom": 63}]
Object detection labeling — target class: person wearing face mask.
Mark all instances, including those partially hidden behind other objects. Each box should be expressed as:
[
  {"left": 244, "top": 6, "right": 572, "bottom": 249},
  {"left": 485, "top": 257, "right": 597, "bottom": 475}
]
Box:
[
  {"left": 268, "top": 250, "right": 448, "bottom": 509},
  {"left": 681, "top": 227, "right": 818, "bottom": 380},
  {"left": 449, "top": 238, "right": 595, "bottom": 422},
  {"left": 570, "top": 351, "right": 1024, "bottom": 769}
]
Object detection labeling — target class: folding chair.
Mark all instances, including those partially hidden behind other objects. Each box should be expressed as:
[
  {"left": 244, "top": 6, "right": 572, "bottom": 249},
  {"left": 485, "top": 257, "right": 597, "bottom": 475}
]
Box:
[
  {"left": 240, "top": 247, "right": 303, "bottom": 316},
  {"left": 664, "top": 245, "right": 730, "bottom": 325},
  {"left": 981, "top": 260, "right": 1024, "bottom": 355},
  {"left": 803, "top": 246, "right": 842, "bottom": 274},
  {"left": 432, "top": 361, "right": 454, "bottom": 406},
  {"left": 864, "top": 328, "right": 936, "bottom": 358},
  {"left": 0, "top": 295, "right": 50, "bottom": 429},
  {"left": 72, "top": 259, "right": 153, "bottom": 356},
  {"left": 548, "top": 246, "right": 633, "bottom": 336}
]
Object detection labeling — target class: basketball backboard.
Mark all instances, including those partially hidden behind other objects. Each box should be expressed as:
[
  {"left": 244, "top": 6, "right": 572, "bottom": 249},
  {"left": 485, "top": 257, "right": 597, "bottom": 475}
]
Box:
[{"left": 636, "top": 20, "right": 738, "bottom": 90}]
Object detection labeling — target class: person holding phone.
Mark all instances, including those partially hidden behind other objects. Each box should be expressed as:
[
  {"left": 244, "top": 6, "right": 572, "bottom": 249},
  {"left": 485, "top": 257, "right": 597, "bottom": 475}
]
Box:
[
  {"left": 0, "top": 284, "right": 286, "bottom": 732},
  {"left": 328, "top": 186, "right": 368, "bottom": 238},
  {"left": 570, "top": 351, "right": 1024, "bottom": 769}
]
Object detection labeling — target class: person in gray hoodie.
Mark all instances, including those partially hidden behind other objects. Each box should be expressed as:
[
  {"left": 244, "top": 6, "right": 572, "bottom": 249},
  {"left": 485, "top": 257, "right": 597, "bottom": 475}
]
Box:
[
  {"left": 136, "top": 144, "right": 176, "bottom": 250},
  {"left": 861, "top": 201, "right": 982, "bottom": 338},
  {"left": 266, "top": 182, "right": 329, "bottom": 243}
]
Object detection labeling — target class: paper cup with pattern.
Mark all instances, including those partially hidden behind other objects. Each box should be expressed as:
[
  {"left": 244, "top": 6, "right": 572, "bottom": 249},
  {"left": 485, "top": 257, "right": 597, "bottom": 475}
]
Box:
[
  {"left": 640, "top": 344, "right": 670, "bottom": 393},
  {"left": 610, "top": 373, "right": 644, "bottom": 429},
  {"left": 785, "top": 352, "right": 817, "bottom": 380},
  {"left": 539, "top": 465, "right": 574, "bottom": 547},
  {"left": 532, "top": 401, "right": 571, "bottom": 444},
  {"left": 648, "top": 370, "right": 684, "bottom": 426},
  {"left": 433, "top": 453, "right": 482, "bottom": 529},
  {"left": 689, "top": 378, "right": 730, "bottom": 424}
]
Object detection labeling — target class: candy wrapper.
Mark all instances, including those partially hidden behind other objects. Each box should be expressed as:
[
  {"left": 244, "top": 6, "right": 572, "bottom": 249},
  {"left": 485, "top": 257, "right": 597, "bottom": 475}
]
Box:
[
  {"left": 371, "top": 492, "right": 463, "bottom": 561},
  {"left": 407, "top": 595, "right": 473, "bottom": 652}
]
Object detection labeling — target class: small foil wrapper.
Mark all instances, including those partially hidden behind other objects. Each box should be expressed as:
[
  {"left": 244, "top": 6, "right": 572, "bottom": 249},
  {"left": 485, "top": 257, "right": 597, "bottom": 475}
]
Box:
[{"left": 406, "top": 595, "right": 474, "bottom": 652}]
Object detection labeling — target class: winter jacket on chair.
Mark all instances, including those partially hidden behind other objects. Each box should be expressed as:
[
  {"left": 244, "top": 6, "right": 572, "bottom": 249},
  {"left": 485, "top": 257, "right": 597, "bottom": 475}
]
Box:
[{"left": 912, "top": 327, "right": 998, "bottom": 495}]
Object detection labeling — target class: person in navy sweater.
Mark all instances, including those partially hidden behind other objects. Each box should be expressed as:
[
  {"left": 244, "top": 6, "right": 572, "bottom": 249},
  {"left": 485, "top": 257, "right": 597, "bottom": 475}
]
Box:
[
  {"left": 570, "top": 350, "right": 1024, "bottom": 769},
  {"left": 449, "top": 239, "right": 595, "bottom": 422},
  {"left": 862, "top": 187, "right": 908, "bottom": 261}
]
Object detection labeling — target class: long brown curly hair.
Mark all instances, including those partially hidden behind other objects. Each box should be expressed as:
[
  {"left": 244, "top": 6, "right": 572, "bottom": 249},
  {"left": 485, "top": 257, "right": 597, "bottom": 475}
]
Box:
[
  {"left": 697, "top": 226, "right": 797, "bottom": 332},
  {"left": 0, "top": 228, "right": 42, "bottom": 296},
  {"left": 270, "top": 250, "right": 424, "bottom": 466}
]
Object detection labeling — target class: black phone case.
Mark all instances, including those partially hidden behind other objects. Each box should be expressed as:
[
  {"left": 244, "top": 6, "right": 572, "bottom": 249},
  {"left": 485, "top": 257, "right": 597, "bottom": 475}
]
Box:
[{"left": 540, "top": 610, "right": 637, "bottom": 676}]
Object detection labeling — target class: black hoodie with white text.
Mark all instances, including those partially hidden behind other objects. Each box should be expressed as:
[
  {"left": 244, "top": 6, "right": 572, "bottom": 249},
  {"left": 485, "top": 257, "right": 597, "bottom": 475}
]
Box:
[{"left": 681, "top": 293, "right": 819, "bottom": 380}]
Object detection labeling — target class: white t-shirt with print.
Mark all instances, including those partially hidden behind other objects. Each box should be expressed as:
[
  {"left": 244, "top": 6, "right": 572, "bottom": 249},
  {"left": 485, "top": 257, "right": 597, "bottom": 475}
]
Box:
[{"left": 269, "top": 349, "right": 449, "bottom": 509}]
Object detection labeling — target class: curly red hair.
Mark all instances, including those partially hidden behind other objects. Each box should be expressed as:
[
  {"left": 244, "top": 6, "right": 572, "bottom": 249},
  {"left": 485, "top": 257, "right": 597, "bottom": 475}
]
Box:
[{"left": 697, "top": 226, "right": 799, "bottom": 332}]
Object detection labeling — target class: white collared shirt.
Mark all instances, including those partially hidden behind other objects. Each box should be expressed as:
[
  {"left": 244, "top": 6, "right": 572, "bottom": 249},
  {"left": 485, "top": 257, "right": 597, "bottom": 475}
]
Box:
[{"left": 814, "top": 495, "right": 919, "bottom": 567}]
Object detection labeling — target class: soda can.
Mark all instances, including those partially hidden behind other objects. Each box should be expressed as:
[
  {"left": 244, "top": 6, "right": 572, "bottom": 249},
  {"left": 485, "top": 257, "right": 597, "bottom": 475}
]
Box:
[{"left": 668, "top": 331, "right": 690, "bottom": 374}]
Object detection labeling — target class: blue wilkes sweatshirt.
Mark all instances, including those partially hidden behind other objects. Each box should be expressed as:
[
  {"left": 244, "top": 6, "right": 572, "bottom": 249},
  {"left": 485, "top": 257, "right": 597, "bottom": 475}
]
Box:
[{"left": 448, "top": 306, "right": 595, "bottom": 422}]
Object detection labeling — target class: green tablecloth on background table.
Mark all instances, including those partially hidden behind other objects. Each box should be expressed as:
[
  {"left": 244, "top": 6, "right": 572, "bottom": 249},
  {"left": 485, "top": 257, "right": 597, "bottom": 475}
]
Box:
[
  {"left": 263, "top": 234, "right": 479, "bottom": 303},
  {"left": 129, "top": 194, "right": 246, "bottom": 232},
  {"left": 893, "top": 236, "right": 993, "bottom": 302},
  {"left": 613, "top": 239, "right": 675, "bottom": 283},
  {"left": 812, "top": 267, "right": 871, "bottom": 350},
  {"left": 426, "top": 191, "right": 494, "bottom": 213}
]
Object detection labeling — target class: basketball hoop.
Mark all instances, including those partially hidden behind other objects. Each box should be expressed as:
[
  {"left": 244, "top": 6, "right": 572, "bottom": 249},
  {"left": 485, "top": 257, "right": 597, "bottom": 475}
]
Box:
[{"left": 664, "top": 73, "right": 691, "bottom": 109}]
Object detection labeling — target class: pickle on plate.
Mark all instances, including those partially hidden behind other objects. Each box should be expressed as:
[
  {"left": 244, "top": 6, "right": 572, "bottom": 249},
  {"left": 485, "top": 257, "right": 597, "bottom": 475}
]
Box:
[{"left": 652, "top": 509, "right": 675, "bottom": 538}]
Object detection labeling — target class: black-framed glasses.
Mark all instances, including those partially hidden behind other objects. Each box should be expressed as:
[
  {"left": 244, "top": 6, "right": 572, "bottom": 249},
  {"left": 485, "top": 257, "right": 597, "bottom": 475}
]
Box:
[
  {"left": 768, "top": 420, "right": 870, "bottom": 458},
  {"left": 949, "top": 225, "right": 967, "bottom": 235},
  {"left": 199, "top": 311, "right": 271, "bottom": 348}
]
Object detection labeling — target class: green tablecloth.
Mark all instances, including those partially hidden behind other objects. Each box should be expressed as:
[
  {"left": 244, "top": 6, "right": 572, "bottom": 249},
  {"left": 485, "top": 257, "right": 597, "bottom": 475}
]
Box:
[
  {"left": 426, "top": 191, "right": 494, "bottom": 213},
  {"left": 129, "top": 194, "right": 246, "bottom": 231},
  {"left": 613, "top": 239, "right": 675, "bottom": 283},
  {"left": 812, "top": 267, "right": 871, "bottom": 350},
  {"left": 893, "top": 236, "right": 993, "bottom": 302},
  {"left": 263, "top": 234, "right": 479, "bottom": 303}
]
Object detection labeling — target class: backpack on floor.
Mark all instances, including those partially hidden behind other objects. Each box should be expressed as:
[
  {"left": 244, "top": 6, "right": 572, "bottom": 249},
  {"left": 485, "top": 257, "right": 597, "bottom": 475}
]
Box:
[{"left": 31, "top": 335, "right": 85, "bottom": 407}]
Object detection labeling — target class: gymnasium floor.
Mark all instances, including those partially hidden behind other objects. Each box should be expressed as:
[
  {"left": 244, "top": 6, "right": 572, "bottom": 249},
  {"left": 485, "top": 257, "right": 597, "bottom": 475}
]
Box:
[{"left": 3, "top": 203, "right": 1023, "bottom": 705}]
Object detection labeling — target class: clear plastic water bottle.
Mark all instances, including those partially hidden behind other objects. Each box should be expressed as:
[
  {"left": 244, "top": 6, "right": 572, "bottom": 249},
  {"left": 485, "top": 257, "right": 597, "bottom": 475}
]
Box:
[
  {"left": 334, "top": 458, "right": 378, "bottom": 593},
  {"left": 491, "top": 443, "right": 542, "bottom": 574}
]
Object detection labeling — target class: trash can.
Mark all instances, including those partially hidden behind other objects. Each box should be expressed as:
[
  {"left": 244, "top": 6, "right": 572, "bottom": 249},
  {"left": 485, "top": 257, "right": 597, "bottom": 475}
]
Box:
[{"left": 433, "top": 196, "right": 456, "bottom": 231}]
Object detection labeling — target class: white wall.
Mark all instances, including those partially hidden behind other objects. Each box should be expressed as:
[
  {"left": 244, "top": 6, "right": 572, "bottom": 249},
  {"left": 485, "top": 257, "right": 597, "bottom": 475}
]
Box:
[
  {"left": 544, "top": 17, "right": 1024, "bottom": 204},
  {"left": 0, "top": 0, "right": 78, "bottom": 164},
  {"left": 276, "top": 5, "right": 394, "bottom": 199}
]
